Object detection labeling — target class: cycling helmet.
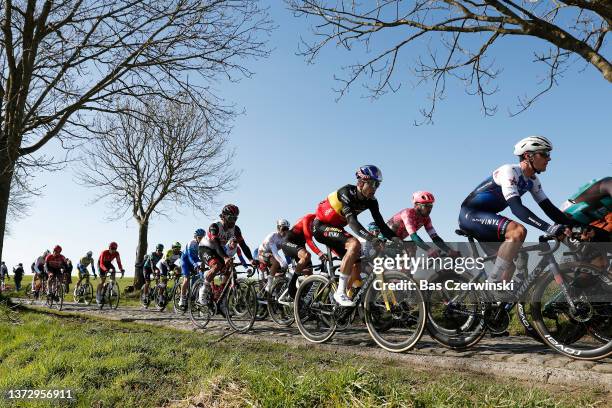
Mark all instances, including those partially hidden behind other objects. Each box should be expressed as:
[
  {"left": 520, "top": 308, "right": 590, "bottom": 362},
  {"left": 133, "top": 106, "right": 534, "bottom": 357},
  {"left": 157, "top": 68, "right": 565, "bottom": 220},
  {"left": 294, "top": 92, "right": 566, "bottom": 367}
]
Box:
[
  {"left": 172, "top": 241, "right": 182, "bottom": 249},
  {"left": 43, "top": 249, "right": 51, "bottom": 256},
  {"left": 86, "top": 250, "right": 93, "bottom": 257},
  {"left": 356, "top": 165, "right": 383, "bottom": 182},
  {"left": 109, "top": 242, "right": 118, "bottom": 250},
  {"left": 413, "top": 191, "right": 435, "bottom": 204},
  {"left": 221, "top": 204, "right": 239, "bottom": 217},
  {"left": 155, "top": 244, "right": 164, "bottom": 251},
  {"left": 277, "top": 219, "right": 290, "bottom": 230},
  {"left": 367, "top": 222, "right": 380, "bottom": 232},
  {"left": 53, "top": 245, "right": 62, "bottom": 253},
  {"left": 194, "top": 228, "right": 206, "bottom": 237},
  {"left": 513, "top": 136, "right": 553, "bottom": 156}
]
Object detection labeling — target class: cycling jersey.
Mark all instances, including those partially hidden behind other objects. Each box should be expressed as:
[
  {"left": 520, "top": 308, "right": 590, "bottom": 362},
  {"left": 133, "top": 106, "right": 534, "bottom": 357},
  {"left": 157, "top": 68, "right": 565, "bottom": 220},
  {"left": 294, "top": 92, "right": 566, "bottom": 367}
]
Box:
[
  {"left": 78, "top": 255, "right": 96, "bottom": 275},
  {"left": 199, "top": 220, "right": 254, "bottom": 266},
  {"left": 462, "top": 164, "right": 548, "bottom": 212},
  {"left": 562, "top": 177, "right": 612, "bottom": 225},
  {"left": 158, "top": 249, "right": 182, "bottom": 269},
  {"left": 258, "top": 232, "right": 287, "bottom": 268},
  {"left": 99, "top": 250, "right": 123, "bottom": 272},
  {"left": 315, "top": 184, "right": 396, "bottom": 241},
  {"left": 33, "top": 256, "right": 46, "bottom": 274},
  {"left": 143, "top": 252, "right": 163, "bottom": 270},
  {"left": 289, "top": 213, "right": 324, "bottom": 256},
  {"left": 45, "top": 254, "right": 67, "bottom": 272},
  {"left": 225, "top": 243, "right": 247, "bottom": 267},
  {"left": 387, "top": 208, "right": 437, "bottom": 240}
]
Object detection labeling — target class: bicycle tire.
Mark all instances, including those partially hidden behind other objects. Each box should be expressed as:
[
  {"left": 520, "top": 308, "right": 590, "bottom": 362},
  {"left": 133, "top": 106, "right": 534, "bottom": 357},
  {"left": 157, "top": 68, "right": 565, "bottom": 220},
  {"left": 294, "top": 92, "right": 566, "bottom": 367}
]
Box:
[
  {"left": 530, "top": 263, "right": 612, "bottom": 360},
  {"left": 293, "top": 274, "right": 337, "bottom": 343},
  {"left": 365, "top": 271, "right": 426, "bottom": 353},
  {"left": 225, "top": 280, "right": 257, "bottom": 332},
  {"left": 188, "top": 278, "right": 212, "bottom": 329},
  {"left": 267, "top": 277, "right": 294, "bottom": 327}
]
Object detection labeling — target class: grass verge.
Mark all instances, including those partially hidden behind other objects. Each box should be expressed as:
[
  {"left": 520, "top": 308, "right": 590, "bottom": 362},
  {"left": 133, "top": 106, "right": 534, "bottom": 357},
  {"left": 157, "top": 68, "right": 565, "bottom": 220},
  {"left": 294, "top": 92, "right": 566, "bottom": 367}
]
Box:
[{"left": 0, "top": 309, "right": 608, "bottom": 408}]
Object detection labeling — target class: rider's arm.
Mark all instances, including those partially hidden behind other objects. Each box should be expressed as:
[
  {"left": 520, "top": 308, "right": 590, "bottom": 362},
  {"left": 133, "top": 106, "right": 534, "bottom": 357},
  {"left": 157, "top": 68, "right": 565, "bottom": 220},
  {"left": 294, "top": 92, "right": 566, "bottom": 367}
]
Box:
[
  {"left": 424, "top": 219, "right": 452, "bottom": 252},
  {"left": 187, "top": 241, "right": 200, "bottom": 266},
  {"left": 90, "top": 258, "right": 96, "bottom": 274},
  {"left": 115, "top": 253, "right": 124, "bottom": 271},
  {"left": 208, "top": 222, "right": 229, "bottom": 259},
  {"left": 98, "top": 253, "right": 108, "bottom": 272},
  {"left": 409, "top": 233, "right": 431, "bottom": 251},
  {"left": 506, "top": 196, "right": 552, "bottom": 232},
  {"left": 538, "top": 199, "right": 578, "bottom": 226},
  {"left": 236, "top": 246, "right": 248, "bottom": 267},
  {"left": 235, "top": 226, "right": 254, "bottom": 261},
  {"left": 302, "top": 217, "right": 323, "bottom": 257},
  {"left": 269, "top": 238, "right": 288, "bottom": 269},
  {"left": 370, "top": 203, "right": 398, "bottom": 240}
]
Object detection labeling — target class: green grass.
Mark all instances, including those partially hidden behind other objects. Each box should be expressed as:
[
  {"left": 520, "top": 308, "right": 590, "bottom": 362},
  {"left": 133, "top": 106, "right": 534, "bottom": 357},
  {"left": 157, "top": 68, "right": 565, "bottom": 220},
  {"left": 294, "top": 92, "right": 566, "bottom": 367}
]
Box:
[{"left": 0, "top": 309, "right": 608, "bottom": 408}]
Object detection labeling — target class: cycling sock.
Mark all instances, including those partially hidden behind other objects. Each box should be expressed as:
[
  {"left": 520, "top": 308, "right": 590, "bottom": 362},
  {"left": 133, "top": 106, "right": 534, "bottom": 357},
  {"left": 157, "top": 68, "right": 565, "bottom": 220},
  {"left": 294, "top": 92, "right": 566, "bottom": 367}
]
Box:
[{"left": 336, "top": 274, "right": 348, "bottom": 296}]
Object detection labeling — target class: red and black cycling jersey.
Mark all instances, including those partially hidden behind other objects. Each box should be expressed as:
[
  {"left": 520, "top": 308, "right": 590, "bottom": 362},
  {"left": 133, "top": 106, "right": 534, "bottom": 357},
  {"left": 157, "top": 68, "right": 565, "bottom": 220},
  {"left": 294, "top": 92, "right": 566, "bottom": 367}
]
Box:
[
  {"left": 99, "top": 250, "right": 123, "bottom": 272},
  {"left": 315, "top": 184, "right": 397, "bottom": 241},
  {"left": 45, "top": 254, "right": 67, "bottom": 271},
  {"left": 200, "top": 221, "right": 254, "bottom": 261}
]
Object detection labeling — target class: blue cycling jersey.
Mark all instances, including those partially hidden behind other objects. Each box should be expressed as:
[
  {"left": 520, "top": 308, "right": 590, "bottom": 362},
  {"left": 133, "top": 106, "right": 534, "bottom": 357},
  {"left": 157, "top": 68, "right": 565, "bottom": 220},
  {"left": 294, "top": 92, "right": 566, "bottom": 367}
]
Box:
[
  {"left": 182, "top": 239, "right": 200, "bottom": 267},
  {"left": 462, "top": 164, "right": 547, "bottom": 213}
]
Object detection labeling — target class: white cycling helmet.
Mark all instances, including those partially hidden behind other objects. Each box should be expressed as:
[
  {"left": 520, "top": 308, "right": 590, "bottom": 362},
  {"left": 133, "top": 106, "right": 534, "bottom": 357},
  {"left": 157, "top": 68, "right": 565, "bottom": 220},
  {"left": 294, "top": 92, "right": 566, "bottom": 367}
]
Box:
[
  {"left": 277, "top": 219, "right": 290, "bottom": 230},
  {"left": 513, "top": 136, "right": 553, "bottom": 156}
]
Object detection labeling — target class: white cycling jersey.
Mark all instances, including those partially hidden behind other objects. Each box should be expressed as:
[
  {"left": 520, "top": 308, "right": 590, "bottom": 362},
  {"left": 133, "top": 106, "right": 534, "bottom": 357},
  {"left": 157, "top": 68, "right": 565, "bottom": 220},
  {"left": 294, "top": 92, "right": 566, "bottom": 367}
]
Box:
[{"left": 258, "top": 232, "right": 287, "bottom": 268}]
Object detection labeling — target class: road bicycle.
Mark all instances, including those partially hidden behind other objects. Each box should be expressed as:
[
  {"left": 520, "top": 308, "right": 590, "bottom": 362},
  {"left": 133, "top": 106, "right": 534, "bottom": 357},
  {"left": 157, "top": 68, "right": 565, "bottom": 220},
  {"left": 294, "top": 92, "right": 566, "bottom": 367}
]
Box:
[
  {"left": 294, "top": 241, "right": 427, "bottom": 353},
  {"left": 73, "top": 272, "right": 96, "bottom": 305},
  {"left": 45, "top": 269, "right": 65, "bottom": 311},
  {"left": 98, "top": 269, "right": 122, "bottom": 310},
  {"left": 427, "top": 230, "right": 612, "bottom": 360},
  {"left": 189, "top": 262, "right": 257, "bottom": 332}
]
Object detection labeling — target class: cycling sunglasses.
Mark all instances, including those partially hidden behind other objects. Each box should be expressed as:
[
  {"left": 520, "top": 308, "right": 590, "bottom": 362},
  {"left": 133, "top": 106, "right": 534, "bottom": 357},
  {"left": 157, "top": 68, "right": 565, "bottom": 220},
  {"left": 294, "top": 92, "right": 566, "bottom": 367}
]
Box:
[
  {"left": 416, "top": 203, "right": 433, "bottom": 208},
  {"left": 224, "top": 215, "right": 238, "bottom": 222},
  {"left": 534, "top": 150, "right": 551, "bottom": 158},
  {"left": 365, "top": 180, "right": 381, "bottom": 188}
]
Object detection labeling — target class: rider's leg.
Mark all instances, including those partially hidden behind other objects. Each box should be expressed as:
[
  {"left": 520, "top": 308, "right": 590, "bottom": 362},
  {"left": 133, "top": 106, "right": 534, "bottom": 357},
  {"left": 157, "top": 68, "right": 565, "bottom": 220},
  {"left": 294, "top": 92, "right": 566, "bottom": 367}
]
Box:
[
  {"left": 267, "top": 257, "right": 280, "bottom": 291},
  {"left": 337, "top": 237, "right": 361, "bottom": 298},
  {"left": 490, "top": 222, "right": 526, "bottom": 282}
]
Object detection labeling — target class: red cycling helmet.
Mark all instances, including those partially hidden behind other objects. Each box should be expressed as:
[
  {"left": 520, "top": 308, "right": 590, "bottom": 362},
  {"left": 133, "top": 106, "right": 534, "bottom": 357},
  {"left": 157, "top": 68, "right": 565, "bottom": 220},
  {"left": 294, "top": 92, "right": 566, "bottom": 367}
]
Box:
[
  {"left": 221, "top": 204, "right": 239, "bottom": 217},
  {"left": 109, "top": 242, "right": 118, "bottom": 250},
  {"left": 412, "top": 191, "right": 435, "bottom": 205},
  {"left": 53, "top": 245, "right": 62, "bottom": 253}
]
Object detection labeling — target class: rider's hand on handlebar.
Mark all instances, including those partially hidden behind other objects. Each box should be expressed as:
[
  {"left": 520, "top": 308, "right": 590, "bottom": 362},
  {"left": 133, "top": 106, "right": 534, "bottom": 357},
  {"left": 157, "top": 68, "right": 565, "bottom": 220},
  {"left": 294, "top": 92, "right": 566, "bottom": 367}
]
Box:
[
  {"left": 120, "top": 269, "right": 125, "bottom": 277},
  {"left": 224, "top": 257, "right": 233, "bottom": 268},
  {"left": 318, "top": 253, "right": 328, "bottom": 263},
  {"left": 250, "top": 259, "right": 259, "bottom": 269},
  {"left": 546, "top": 224, "right": 571, "bottom": 239},
  {"left": 448, "top": 249, "right": 462, "bottom": 258},
  {"left": 427, "top": 248, "right": 441, "bottom": 258}
]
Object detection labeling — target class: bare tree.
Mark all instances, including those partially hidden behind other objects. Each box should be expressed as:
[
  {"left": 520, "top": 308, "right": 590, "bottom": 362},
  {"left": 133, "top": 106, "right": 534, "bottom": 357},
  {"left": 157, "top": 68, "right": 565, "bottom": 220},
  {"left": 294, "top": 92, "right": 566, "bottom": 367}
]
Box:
[
  {"left": 287, "top": 0, "right": 610, "bottom": 122},
  {"left": 0, "top": 0, "right": 272, "bottom": 261},
  {"left": 5, "top": 171, "right": 33, "bottom": 235},
  {"left": 76, "top": 97, "right": 237, "bottom": 289}
]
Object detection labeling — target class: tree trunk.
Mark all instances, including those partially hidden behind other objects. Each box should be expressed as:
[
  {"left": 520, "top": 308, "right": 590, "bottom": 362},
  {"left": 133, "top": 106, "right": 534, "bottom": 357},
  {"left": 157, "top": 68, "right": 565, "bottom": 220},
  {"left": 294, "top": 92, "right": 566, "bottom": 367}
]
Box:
[
  {"left": 0, "top": 162, "right": 14, "bottom": 264},
  {"left": 133, "top": 219, "right": 149, "bottom": 290}
]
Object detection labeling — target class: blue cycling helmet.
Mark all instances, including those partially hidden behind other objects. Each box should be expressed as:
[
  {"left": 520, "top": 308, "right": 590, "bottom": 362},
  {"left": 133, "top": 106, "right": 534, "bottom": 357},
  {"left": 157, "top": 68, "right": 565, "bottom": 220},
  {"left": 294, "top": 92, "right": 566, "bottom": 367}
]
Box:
[
  {"left": 194, "top": 228, "right": 205, "bottom": 237},
  {"left": 367, "top": 222, "right": 380, "bottom": 232},
  {"left": 356, "top": 165, "right": 383, "bottom": 182}
]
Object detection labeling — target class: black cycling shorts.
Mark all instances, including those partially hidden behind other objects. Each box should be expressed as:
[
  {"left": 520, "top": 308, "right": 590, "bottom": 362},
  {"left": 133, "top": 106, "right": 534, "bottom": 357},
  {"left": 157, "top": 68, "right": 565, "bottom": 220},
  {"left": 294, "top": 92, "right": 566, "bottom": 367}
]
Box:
[
  {"left": 281, "top": 241, "right": 304, "bottom": 260},
  {"left": 312, "top": 218, "right": 352, "bottom": 257}
]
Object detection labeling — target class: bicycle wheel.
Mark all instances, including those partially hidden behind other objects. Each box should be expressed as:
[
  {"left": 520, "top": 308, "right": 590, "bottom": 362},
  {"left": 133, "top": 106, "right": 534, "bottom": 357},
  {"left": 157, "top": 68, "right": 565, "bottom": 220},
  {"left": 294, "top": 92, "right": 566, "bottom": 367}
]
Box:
[
  {"left": 425, "top": 270, "right": 487, "bottom": 350},
  {"left": 82, "top": 282, "right": 93, "bottom": 305},
  {"left": 225, "top": 280, "right": 257, "bottom": 332},
  {"left": 267, "top": 277, "right": 294, "bottom": 327},
  {"left": 108, "top": 281, "right": 120, "bottom": 310},
  {"left": 530, "top": 263, "right": 612, "bottom": 360},
  {"left": 171, "top": 279, "right": 182, "bottom": 314},
  {"left": 251, "top": 280, "right": 269, "bottom": 320},
  {"left": 294, "top": 274, "right": 337, "bottom": 343},
  {"left": 365, "top": 271, "right": 426, "bottom": 352},
  {"left": 188, "top": 278, "right": 212, "bottom": 328},
  {"left": 54, "top": 282, "right": 64, "bottom": 311},
  {"left": 155, "top": 284, "right": 169, "bottom": 312}
]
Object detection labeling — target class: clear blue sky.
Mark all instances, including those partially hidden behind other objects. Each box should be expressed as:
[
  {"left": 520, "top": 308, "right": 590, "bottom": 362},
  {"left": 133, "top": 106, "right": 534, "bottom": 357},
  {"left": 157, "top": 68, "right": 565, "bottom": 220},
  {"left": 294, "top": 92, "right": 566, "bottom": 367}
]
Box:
[{"left": 4, "top": 2, "right": 611, "bottom": 273}]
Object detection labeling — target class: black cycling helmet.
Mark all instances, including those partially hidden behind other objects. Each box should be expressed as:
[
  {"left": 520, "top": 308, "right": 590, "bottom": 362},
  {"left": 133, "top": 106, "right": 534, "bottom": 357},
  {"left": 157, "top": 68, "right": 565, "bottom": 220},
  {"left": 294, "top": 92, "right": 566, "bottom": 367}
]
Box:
[{"left": 221, "top": 204, "right": 239, "bottom": 217}]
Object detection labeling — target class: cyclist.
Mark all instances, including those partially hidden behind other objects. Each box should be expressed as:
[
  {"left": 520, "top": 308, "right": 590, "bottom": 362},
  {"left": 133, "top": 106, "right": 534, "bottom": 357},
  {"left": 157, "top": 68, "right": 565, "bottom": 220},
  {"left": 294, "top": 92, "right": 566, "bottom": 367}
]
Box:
[
  {"left": 44, "top": 245, "right": 68, "bottom": 299},
  {"left": 157, "top": 242, "right": 183, "bottom": 280},
  {"left": 225, "top": 237, "right": 248, "bottom": 268},
  {"left": 197, "top": 204, "right": 258, "bottom": 304},
  {"left": 257, "top": 219, "right": 291, "bottom": 293},
  {"left": 142, "top": 244, "right": 164, "bottom": 303},
  {"left": 562, "top": 176, "right": 612, "bottom": 240},
  {"left": 97, "top": 242, "right": 125, "bottom": 304},
  {"left": 178, "top": 231, "right": 205, "bottom": 308},
  {"left": 76, "top": 251, "right": 97, "bottom": 289},
  {"left": 458, "top": 136, "right": 574, "bottom": 282},
  {"left": 387, "top": 191, "right": 460, "bottom": 258},
  {"left": 31, "top": 250, "right": 50, "bottom": 295},
  {"left": 312, "top": 165, "right": 401, "bottom": 306}
]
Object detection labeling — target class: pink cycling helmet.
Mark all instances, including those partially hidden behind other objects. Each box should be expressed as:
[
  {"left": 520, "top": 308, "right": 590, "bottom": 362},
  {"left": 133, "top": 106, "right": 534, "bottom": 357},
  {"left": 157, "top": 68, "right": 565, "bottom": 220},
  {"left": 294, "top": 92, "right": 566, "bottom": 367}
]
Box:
[{"left": 412, "top": 191, "right": 435, "bottom": 204}]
